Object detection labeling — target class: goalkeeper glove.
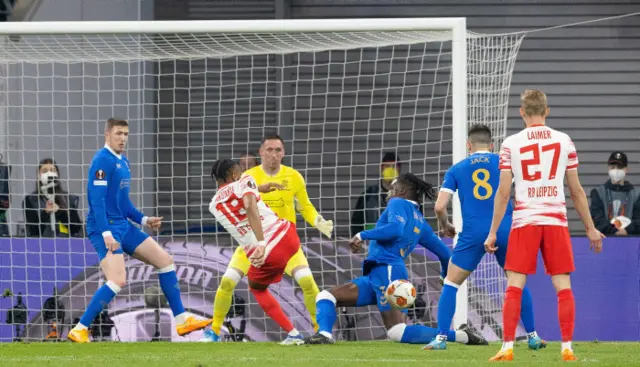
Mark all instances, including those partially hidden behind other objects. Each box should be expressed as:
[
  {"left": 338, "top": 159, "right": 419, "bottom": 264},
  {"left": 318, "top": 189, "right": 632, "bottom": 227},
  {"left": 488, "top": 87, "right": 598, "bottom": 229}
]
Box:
[{"left": 315, "top": 215, "right": 333, "bottom": 239}]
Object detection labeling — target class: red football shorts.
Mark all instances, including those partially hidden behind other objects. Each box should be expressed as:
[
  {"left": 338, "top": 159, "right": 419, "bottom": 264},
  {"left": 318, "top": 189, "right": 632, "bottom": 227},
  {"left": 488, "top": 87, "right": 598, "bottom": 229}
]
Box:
[
  {"left": 247, "top": 224, "right": 301, "bottom": 285},
  {"left": 505, "top": 225, "right": 575, "bottom": 275}
]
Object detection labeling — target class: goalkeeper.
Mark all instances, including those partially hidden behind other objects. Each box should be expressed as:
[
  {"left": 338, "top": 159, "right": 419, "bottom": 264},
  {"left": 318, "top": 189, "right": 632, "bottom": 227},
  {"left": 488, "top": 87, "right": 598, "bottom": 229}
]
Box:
[{"left": 201, "top": 135, "right": 333, "bottom": 342}]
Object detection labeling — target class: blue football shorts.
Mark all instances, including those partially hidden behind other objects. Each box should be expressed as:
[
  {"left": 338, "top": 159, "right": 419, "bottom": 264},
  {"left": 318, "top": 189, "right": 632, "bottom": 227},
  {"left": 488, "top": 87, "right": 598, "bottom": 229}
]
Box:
[
  {"left": 351, "top": 262, "right": 409, "bottom": 313},
  {"left": 88, "top": 222, "right": 149, "bottom": 261}
]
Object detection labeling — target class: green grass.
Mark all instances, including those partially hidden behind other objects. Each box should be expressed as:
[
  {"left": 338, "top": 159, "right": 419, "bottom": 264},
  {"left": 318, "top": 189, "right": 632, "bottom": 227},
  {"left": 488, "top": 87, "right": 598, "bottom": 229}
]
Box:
[{"left": 0, "top": 341, "right": 637, "bottom": 367}]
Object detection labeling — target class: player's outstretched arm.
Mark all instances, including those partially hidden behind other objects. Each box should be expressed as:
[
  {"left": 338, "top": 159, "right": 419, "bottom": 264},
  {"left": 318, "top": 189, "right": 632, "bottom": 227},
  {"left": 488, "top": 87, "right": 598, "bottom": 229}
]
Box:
[
  {"left": 356, "top": 199, "right": 406, "bottom": 242},
  {"left": 293, "top": 170, "right": 333, "bottom": 238},
  {"left": 566, "top": 169, "right": 604, "bottom": 252},
  {"left": 434, "top": 191, "right": 456, "bottom": 238},
  {"left": 485, "top": 170, "right": 512, "bottom": 252}
]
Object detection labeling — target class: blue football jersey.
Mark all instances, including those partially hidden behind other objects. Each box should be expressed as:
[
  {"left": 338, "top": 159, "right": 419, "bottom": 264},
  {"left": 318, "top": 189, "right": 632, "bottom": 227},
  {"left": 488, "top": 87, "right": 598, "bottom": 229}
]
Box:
[
  {"left": 86, "top": 146, "right": 144, "bottom": 235},
  {"left": 360, "top": 197, "right": 436, "bottom": 267},
  {"left": 441, "top": 152, "right": 513, "bottom": 234}
]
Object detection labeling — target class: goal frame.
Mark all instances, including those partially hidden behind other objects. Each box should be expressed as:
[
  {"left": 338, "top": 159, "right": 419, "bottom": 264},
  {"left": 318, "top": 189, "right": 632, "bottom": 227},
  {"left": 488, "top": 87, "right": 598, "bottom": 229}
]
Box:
[{"left": 0, "top": 17, "right": 469, "bottom": 328}]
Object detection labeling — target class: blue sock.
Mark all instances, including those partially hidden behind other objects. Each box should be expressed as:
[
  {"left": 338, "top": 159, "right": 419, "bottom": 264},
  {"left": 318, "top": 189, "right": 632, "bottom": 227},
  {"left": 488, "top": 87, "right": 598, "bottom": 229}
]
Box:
[
  {"left": 158, "top": 265, "right": 186, "bottom": 317},
  {"left": 437, "top": 282, "right": 459, "bottom": 337},
  {"left": 79, "top": 281, "right": 119, "bottom": 327},
  {"left": 316, "top": 291, "right": 337, "bottom": 334},
  {"left": 520, "top": 285, "right": 536, "bottom": 333},
  {"left": 399, "top": 324, "right": 457, "bottom": 344}
]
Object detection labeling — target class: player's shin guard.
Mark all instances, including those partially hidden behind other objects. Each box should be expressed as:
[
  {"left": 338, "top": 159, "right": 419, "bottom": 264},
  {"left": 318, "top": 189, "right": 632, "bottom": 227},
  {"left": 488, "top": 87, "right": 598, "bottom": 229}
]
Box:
[
  {"left": 502, "top": 286, "right": 523, "bottom": 343},
  {"left": 157, "top": 264, "right": 186, "bottom": 321},
  {"left": 294, "top": 268, "right": 320, "bottom": 331},
  {"left": 437, "top": 280, "right": 459, "bottom": 337},
  {"left": 557, "top": 289, "right": 575, "bottom": 344},
  {"left": 78, "top": 281, "right": 121, "bottom": 329},
  {"left": 520, "top": 285, "right": 536, "bottom": 333},
  {"left": 212, "top": 270, "right": 240, "bottom": 334},
  {"left": 250, "top": 287, "right": 294, "bottom": 333},
  {"left": 315, "top": 290, "right": 337, "bottom": 337}
]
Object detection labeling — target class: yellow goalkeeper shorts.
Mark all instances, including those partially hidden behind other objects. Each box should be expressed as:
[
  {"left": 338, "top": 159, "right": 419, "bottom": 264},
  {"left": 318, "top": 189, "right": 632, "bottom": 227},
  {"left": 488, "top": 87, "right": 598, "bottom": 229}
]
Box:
[{"left": 227, "top": 245, "right": 310, "bottom": 277}]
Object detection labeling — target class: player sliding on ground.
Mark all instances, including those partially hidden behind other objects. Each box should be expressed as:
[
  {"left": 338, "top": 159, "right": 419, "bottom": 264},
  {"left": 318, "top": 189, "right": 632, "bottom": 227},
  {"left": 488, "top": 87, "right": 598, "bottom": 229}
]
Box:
[
  {"left": 209, "top": 159, "right": 308, "bottom": 345},
  {"left": 485, "top": 90, "right": 604, "bottom": 361},
  {"left": 201, "top": 135, "right": 332, "bottom": 342},
  {"left": 424, "top": 124, "right": 546, "bottom": 351},
  {"left": 306, "top": 173, "right": 486, "bottom": 346},
  {"left": 68, "top": 119, "right": 211, "bottom": 343}
]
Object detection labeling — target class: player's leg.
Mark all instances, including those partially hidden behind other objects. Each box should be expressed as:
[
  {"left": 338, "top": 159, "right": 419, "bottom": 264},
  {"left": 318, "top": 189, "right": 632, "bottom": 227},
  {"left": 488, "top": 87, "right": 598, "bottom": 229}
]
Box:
[
  {"left": 380, "top": 309, "right": 485, "bottom": 346},
  {"left": 541, "top": 226, "right": 577, "bottom": 361},
  {"left": 247, "top": 232, "right": 303, "bottom": 345},
  {"left": 68, "top": 232, "right": 126, "bottom": 343},
  {"left": 284, "top": 248, "right": 320, "bottom": 331},
  {"left": 305, "top": 281, "right": 363, "bottom": 344},
  {"left": 490, "top": 226, "right": 541, "bottom": 361},
  {"left": 494, "top": 229, "right": 546, "bottom": 350},
  {"left": 247, "top": 278, "right": 303, "bottom": 344},
  {"left": 202, "top": 246, "right": 250, "bottom": 341},
  {"left": 424, "top": 234, "right": 478, "bottom": 350},
  {"left": 130, "top": 230, "right": 211, "bottom": 336}
]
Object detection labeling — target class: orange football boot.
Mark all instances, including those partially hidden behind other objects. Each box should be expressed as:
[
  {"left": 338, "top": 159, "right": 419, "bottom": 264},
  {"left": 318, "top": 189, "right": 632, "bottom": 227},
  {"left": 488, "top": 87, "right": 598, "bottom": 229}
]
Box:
[
  {"left": 176, "top": 316, "right": 213, "bottom": 336},
  {"left": 562, "top": 349, "right": 578, "bottom": 361},
  {"left": 67, "top": 328, "right": 90, "bottom": 343},
  {"left": 489, "top": 348, "right": 514, "bottom": 361}
]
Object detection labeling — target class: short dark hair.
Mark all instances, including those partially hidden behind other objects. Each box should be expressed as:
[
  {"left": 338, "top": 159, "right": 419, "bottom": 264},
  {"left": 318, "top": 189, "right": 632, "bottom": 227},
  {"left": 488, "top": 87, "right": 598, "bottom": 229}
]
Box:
[
  {"left": 211, "top": 159, "right": 239, "bottom": 183},
  {"left": 261, "top": 134, "right": 285, "bottom": 146},
  {"left": 382, "top": 152, "right": 401, "bottom": 167},
  {"left": 468, "top": 124, "right": 492, "bottom": 145},
  {"left": 105, "top": 118, "right": 128, "bottom": 132}
]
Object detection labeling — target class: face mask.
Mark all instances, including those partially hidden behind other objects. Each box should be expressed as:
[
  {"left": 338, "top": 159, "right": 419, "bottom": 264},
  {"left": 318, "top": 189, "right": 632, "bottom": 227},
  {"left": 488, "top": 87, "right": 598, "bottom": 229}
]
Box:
[
  {"left": 382, "top": 167, "right": 398, "bottom": 182},
  {"left": 40, "top": 171, "right": 58, "bottom": 187},
  {"left": 609, "top": 169, "right": 625, "bottom": 183}
]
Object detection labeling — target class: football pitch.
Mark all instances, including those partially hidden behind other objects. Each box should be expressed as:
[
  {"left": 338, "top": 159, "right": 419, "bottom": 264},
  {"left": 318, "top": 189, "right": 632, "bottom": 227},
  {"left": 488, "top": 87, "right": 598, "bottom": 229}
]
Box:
[{"left": 0, "top": 341, "right": 637, "bottom": 367}]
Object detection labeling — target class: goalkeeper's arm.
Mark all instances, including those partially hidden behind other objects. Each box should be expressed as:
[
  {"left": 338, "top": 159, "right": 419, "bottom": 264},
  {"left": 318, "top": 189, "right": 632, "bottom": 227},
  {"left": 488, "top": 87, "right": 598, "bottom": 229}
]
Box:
[{"left": 293, "top": 170, "right": 333, "bottom": 238}]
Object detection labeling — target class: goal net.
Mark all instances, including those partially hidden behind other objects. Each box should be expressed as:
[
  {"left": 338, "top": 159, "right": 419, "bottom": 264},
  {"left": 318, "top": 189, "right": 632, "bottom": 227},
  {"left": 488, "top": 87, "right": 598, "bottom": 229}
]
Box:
[{"left": 0, "top": 19, "right": 524, "bottom": 343}]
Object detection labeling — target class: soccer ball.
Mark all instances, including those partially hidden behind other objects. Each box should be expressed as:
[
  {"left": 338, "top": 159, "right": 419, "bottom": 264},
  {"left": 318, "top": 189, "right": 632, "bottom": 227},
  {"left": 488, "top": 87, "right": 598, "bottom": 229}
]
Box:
[{"left": 385, "top": 279, "right": 416, "bottom": 309}]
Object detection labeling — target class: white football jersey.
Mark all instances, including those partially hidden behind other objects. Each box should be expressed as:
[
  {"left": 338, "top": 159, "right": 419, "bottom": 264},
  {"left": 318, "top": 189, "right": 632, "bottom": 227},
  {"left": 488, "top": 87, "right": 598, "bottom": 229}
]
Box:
[
  {"left": 209, "top": 175, "right": 290, "bottom": 257},
  {"left": 499, "top": 124, "right": 578, "bottom": 228}
]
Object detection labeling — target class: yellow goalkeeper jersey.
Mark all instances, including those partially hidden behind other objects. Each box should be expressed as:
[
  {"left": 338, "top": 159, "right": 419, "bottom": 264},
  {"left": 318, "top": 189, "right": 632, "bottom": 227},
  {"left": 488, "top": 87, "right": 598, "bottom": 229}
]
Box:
[{"left": 243, "top": 164, "right": 319, "bottom": 226}]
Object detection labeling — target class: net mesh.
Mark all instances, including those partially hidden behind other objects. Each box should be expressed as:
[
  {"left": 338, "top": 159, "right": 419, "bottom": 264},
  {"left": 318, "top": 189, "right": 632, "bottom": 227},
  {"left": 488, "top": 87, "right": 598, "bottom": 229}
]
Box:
[{"left": 0, "top": 29, "right": 524, "bottom": 342}]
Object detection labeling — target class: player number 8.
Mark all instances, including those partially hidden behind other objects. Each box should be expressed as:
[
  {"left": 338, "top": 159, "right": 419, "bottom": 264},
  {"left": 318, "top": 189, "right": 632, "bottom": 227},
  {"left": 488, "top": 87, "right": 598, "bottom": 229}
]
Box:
[{"left": 472, "top": 168, "right": 493, "bottom": 200}]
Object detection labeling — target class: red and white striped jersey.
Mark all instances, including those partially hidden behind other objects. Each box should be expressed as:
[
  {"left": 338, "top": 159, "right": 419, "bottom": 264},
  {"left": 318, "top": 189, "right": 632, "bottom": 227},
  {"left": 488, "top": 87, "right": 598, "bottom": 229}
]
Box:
[
  {"left": 499, "top": 124, "right": 578, "bottom": 228},
  {"left": 209, "top": 175, "right": 290, "bottom": 257}
]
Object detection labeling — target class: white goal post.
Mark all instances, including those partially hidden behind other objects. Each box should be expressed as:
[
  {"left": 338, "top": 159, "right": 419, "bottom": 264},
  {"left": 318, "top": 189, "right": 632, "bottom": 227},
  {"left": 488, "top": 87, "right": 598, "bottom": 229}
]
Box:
[{"left": 0, "top": 18, "right": 523, "bottom": 342}]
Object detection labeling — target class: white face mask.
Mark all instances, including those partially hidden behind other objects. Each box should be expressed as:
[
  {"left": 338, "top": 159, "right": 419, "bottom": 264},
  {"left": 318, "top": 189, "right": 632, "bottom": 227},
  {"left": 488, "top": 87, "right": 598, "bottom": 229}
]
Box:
[
  {"left": 40, "top": 171, "right": 58, "bottom": 186},
  {"left": 608, "top": 169, "right": 625, "bottom": 183}
]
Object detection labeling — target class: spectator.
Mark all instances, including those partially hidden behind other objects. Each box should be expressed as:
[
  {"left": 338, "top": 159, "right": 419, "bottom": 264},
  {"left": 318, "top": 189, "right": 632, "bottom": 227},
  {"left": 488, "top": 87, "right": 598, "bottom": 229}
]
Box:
[
  {"left": 589, "top": 151, "right": 640, "bottom": 236},
  {"left": 239, "top": 151, "right": 258, "bottom": 172},
  {"left": 351, "top": 152, "right": 401, "bottom": 236},
  {"left": 0, "top": 154, "right": 10, "bottom": 236},
  {"left": 23, "top": 158, "right": 83, "bottom": 238}
]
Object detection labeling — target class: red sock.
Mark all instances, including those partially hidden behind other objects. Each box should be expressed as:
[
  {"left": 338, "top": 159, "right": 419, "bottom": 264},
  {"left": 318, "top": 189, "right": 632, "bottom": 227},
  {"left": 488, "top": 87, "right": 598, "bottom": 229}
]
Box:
[
  {"left": 557, "top": 289, "right": 575, "bottom": 342},
  {"left": 502, "top": 286, "right": 523, "bottom": 342},
  {"left": 250, "top": 287, "right": 294, "bottom": 333}
]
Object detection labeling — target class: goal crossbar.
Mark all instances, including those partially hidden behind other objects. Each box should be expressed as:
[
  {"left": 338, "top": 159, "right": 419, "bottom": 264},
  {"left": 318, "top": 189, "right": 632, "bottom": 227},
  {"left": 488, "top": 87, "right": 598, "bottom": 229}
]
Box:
[{"left": 0, "top": 18, "right": 466, "bottom": 35}]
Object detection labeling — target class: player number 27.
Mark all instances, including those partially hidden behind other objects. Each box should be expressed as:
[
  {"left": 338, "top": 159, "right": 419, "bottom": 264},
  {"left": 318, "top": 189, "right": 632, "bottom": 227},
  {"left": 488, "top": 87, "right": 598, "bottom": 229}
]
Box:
[{"left": 520, "top": 142, "right": 561, "bottom": 181}]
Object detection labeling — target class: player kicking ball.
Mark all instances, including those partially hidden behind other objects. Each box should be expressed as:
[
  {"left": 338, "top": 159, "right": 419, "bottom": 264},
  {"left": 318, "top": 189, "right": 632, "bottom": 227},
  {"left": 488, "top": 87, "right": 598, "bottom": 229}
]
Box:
[
  {"left": 306, "top": 173, "right": 486, "bottom": 346},
  {"left": 485, "top": 90, "right": 604, "bottom": 361},
  {"left": 209, "top": 159, "right": 306, "bottom": 345},
  {"left": 424, "top": 124, "right": 546, "bottom": 351},
  {"left": 68, "top": 119, "right": 211, "bottom": 343}
]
